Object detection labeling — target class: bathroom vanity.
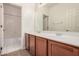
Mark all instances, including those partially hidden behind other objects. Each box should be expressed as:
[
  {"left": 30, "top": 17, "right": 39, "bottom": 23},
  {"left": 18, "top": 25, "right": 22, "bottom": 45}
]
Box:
[{"left": 25, "top": 32, "right": 79, "bottom": 56}]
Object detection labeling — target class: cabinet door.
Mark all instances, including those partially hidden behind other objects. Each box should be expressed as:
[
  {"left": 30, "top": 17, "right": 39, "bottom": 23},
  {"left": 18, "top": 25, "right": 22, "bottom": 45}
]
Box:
[
  {"left": 36, "top": 37, "right": 47, "bottom": 56},
  {"left": 48, "top": 40, "right": 79, "bottom": 56},
  {"left": 29, "top": 35, "right": 36, "bottom": 56}
]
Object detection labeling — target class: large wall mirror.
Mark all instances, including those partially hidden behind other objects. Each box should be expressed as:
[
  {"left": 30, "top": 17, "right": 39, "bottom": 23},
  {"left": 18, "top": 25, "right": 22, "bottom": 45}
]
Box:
[{"left": 37, "top": 3, "right": 79, "bottom": 32}]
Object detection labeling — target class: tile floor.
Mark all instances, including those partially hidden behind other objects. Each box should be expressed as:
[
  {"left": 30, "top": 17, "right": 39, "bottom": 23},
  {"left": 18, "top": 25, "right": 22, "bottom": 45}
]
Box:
[{"left": 2, "top": 49, "right": 31, "bottom": 56}]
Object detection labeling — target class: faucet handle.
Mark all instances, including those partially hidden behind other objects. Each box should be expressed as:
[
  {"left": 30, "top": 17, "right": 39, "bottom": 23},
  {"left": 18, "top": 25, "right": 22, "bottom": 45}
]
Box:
[{"left": 66, "top": 30, "right": 70, "bottom": 32}]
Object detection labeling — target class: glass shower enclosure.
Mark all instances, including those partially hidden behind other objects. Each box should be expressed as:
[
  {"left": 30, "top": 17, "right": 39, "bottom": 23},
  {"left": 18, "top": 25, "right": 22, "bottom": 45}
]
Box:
[{"left": 0, "top": 3, "right": 21, "bottom": 55}]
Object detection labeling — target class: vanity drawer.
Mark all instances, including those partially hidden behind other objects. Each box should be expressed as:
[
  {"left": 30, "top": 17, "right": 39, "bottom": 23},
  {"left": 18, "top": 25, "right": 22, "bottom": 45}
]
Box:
[{"left": 48, "top": 40, "right": 79, "bottom": 56}]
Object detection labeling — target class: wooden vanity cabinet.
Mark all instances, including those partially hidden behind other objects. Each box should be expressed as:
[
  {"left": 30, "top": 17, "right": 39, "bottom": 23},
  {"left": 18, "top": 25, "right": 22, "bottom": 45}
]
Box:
[
  {"left": 29, "top": 35, "right": 36, "bottom": 56},
  {"left": 48, "top": 40, "right": 79, "bottom": 56},
  {"left": 36, "top": 36, "right": 47, "bottom": 56},
  {"left": 25, "top": 33, "right": 79, "bottom": 56}
]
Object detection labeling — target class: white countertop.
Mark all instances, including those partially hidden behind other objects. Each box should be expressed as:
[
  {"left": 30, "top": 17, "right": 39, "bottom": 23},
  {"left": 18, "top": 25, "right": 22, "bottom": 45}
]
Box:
[{"left": 26, "top": 31, "right": 79, "bottom": 47}]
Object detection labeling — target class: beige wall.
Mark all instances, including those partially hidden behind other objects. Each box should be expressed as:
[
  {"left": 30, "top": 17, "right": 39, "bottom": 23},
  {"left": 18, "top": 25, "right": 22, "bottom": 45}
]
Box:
[{"left": 21, "top": 4, "right": 36, "bottom": 49}]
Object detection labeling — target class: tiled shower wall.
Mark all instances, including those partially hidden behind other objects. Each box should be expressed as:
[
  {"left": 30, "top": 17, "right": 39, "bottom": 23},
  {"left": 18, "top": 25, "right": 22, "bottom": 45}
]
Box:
[{"left": 4, "top": 3, "right": 21, "bottom": 39}]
